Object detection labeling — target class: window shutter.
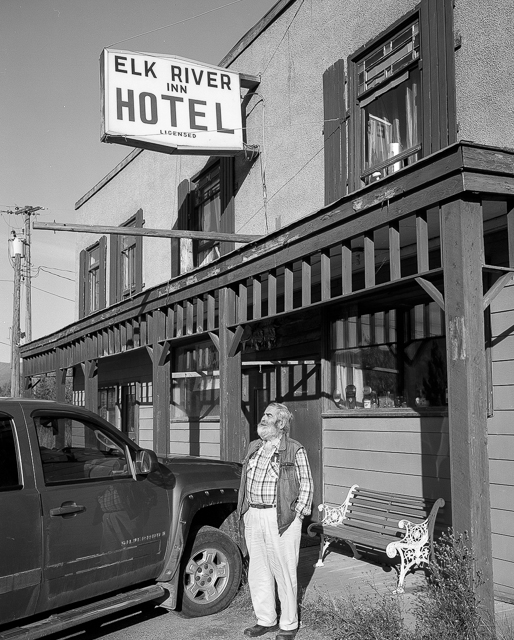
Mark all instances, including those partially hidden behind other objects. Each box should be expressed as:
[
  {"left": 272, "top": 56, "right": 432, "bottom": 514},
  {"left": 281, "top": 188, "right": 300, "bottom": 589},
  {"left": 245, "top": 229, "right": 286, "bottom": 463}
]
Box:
[
  {"left": 135, "top": 208, "right": 143, "bottom": 293},
  {"left": 109, "top": 234, "right": 119, "bottom": 305},
  {"left": 78, "top": 249, "right": 86, "bottom": 319},
  {"left": 220, "top": 157, "right": 235, "bottom": 256},
  {"left": 323, "top": 59, "right": 347, "bottom": 205},
  {"left": 99, "top": 236, "right": 107, "bottom": 310},
  {"left": 420, "top": 0, "right": 457, "bottom": 155},
  {"left": 172, "top": 179, "right": 193, "bottom": 277}
]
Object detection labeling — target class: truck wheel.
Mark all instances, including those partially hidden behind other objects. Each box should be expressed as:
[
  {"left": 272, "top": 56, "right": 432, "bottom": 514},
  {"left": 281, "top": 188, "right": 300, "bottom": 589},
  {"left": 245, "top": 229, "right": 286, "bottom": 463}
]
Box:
[{"left": 180, "top": 526, "right": 242, "bottom": 617}]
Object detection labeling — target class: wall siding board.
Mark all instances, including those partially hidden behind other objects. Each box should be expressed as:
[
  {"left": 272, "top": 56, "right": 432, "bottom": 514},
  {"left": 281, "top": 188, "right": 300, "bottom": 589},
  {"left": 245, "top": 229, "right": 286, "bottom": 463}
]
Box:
[
  {"left": 491, "top": 509, "right": 514, "bottom": 537},
  {"left": 489, "top": 460, "right": 514, "bottom": 485},
  {"left": 490, "top": 308, "right": 514, "bottom": 335},
  {"left": 488, "top": 410, "right": 514, "bottom": 435},
  {"left": 492, "top": 533, "right": 514, "bottom": 563},
  {"left": 488, "top": 435, "right": 514, "bottom": 460},
  {"left": 324, "top": 430, "right": 449, "bottom": 456},
  {"left": 493, "top": 386, "right": 514, "bottom": 411},
  {"left": 490, "top": 484, "right": 514, "bottom": 511},
  {"left": 492, "top": 361, "right": 514, "bottom": 383},
  {"left": 324, "top": 448, "right": 450, "bottom": 479},
  {"left": 323, "top": 414, "right": 448, "bottom": 433}
]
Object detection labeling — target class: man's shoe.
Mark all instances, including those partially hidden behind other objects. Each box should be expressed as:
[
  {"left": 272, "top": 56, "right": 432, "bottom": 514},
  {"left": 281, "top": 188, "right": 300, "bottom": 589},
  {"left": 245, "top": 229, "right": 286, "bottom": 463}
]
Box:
[
  {"left": 243, "top": 624, "right": 280, "bottom": 637},
  {"left": 275, "top": 630, "right": 298, "bottom": 640}
]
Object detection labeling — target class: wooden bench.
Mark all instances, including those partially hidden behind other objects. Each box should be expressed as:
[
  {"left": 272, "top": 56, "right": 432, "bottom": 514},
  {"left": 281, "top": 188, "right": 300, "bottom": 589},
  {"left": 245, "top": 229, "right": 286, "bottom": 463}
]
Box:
[{"left": 306, "top": 484, "right": 445, "bottom": 593}]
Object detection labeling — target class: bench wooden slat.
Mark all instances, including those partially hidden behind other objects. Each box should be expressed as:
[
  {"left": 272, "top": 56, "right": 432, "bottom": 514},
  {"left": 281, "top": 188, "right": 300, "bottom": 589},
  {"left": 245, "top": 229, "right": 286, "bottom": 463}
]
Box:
[
  {"left": 347, "top": 502, "right": 431, "bottom": 522},
  {"left": 352, "top": 487, "right": 435, "bottom": 504}
]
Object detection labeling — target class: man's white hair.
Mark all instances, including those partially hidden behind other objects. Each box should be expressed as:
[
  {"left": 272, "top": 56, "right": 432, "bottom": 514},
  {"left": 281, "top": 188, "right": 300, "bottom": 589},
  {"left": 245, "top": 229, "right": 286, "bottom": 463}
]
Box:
[{"left": 268, "top": 402, "right": 292, "bottom": 434}]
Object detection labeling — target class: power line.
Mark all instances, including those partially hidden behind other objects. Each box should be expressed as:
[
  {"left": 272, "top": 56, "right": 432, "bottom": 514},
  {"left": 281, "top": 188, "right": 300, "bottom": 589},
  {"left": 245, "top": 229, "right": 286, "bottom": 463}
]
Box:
[
  {"left": 32, "top": 285, "right": 74, "bottom": 302},
  {"left": 107, "top": 0, "right": 251, "bottom": 47}
]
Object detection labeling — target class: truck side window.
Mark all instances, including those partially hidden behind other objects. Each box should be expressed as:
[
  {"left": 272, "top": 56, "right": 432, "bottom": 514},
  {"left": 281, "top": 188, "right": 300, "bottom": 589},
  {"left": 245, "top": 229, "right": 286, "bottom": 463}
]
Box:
[
  {"left": 35, "top": 416, "right": 131, "bottom": 484},
  {"left": 0, "top": 417, "right": 21, "bottom": 490}
]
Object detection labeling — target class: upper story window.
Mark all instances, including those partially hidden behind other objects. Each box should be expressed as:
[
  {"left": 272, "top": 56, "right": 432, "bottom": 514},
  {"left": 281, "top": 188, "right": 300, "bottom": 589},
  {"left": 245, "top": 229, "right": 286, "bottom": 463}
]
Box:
[
  {"left": 79, "top": 237, "right": 106, "bottom": 319},
  {"left": 358, "top": 20, "right": 421, "bottom": 185},
  {"left": 110, "top": 209, "right": 143, "bottom": 304},
  {"left": 88, "top": 244, "right": 101, "bottom": 311},
  {"left": 172, "top": 158, "right": 234, "bottom": 277},
  {"left": 346, "top": 1, "right": 457, "bottom": 192},
  {"left": 193, "top": 165, "right": 221, "bottom": 267},
  {"left": 121, "top": 233, "right": 137, "bottom": 295}
]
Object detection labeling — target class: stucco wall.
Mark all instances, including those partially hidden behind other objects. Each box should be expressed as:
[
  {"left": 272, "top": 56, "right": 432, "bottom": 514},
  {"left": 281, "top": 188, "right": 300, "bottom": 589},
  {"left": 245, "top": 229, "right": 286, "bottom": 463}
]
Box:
[{"left": 454, "top": 1, "right": 514, "bottom": 149}]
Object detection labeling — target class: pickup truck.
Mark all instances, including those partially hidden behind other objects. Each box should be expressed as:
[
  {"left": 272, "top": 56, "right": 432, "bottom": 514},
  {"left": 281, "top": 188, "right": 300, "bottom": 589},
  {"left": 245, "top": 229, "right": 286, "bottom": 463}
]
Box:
[{"left": 0, "top": 398, "right": 244, "bottom": 639}]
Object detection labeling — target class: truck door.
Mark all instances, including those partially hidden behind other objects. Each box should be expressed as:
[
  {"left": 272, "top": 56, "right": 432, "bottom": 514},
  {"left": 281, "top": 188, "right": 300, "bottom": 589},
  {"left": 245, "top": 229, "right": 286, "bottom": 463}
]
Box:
[
  {"left": 28, "top": 409, "right": 170, "bottom": 613},
  {"left": 0, "top": 410, "right": 42, "bottom": 624}
]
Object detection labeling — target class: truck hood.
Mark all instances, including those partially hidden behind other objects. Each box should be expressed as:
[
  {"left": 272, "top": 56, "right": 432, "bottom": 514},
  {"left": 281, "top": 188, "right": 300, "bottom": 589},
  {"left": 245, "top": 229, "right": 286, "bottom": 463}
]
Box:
[{"left": 158, "top": 455, "right": 242, "bottom": 493}]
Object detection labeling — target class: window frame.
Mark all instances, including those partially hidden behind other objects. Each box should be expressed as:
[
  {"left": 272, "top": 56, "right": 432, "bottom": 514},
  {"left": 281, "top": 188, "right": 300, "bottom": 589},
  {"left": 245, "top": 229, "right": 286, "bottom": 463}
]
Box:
[
  {"left": 79, "top": 236, "right": 106, "bottom": 318},
  {"left": 172, "top": 158, "right": 235, "bottom": 277},
  {"left": 329, "top": 300, "right": 448, "bottom": 412},
  {"left": 110, "top": 210, "right": 144, "bottom": 304},
  {"left": 347, "top": 0, "right": 456, "bottom": 192}
]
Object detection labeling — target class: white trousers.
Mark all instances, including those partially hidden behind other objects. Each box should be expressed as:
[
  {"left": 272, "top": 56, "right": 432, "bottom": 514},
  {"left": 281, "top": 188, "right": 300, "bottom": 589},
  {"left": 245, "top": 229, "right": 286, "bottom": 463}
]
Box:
[{"left": 244, "top": 507, "right": 302, "bottom": 631}]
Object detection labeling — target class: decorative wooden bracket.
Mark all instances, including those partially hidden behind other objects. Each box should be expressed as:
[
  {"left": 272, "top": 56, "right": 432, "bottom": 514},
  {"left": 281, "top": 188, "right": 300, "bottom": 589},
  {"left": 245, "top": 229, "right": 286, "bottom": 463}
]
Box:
[
  {"left": 81, "top": 360, "right": 97, "bottom": 378},
  {"left": 228, "top": 325, "right": 245, "bottom": 358},
  {"left": 208, "top": 332, "right": 220, "bottom": 352},
  {"left": 482, "top": 265, "right": 514, "bottom": 310},
  {"left": 415, "top": 277, "right": 445, "bottom": 311},
  {"left": 209, "top": 326, "right": 244, "bottom": 357},
  {"left": 157, "top": 341, "right": 171, "bottom": 367}
]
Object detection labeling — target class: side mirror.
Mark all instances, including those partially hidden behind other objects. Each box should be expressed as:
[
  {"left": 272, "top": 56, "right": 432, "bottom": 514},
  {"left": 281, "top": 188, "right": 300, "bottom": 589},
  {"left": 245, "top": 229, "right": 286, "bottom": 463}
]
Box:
[{"left": 135, "top": 449, "right": 159, "bottom": 475}]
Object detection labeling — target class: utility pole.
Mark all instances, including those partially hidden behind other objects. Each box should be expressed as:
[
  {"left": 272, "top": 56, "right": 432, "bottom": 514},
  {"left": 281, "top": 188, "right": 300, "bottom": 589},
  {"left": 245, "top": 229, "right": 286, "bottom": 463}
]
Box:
[
  {"left": 9, "top": 231, "right": 24, "bottom": 397},
  {"left": 2, "top": 205, "right": 43, "bottom": 345}
]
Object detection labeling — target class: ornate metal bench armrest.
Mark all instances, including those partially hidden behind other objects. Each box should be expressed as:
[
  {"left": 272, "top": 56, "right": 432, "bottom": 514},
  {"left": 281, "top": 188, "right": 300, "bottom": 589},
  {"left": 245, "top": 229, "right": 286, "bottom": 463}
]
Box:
[{"left": 318, "top": 484, "right": 360, "bottom": 525}]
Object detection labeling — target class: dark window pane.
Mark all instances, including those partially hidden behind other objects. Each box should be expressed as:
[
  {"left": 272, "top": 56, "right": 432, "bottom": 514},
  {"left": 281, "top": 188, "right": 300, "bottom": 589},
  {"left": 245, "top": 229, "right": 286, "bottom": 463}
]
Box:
[{"left": 0, "top": 418, "right": 20, "bottom": 489}]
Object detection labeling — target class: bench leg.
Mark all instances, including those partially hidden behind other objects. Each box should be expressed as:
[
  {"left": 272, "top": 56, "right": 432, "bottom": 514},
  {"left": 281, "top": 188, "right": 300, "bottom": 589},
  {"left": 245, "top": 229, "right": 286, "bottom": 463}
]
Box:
[
  {"left": 393, "top": 548, "right": 426, "bottom": 594},
  {"left": 346, "top": 541, "right": 362, "bottom": 560},
  {"left": 314, "top": 535, "right": 332, "bottom": 567}
]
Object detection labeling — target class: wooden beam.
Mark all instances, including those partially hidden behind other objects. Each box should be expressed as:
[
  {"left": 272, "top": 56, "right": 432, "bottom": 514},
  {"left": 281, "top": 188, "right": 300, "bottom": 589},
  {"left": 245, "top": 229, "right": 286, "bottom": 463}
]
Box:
[
  {"left": 151, "top": 310, "right": 170, "bottom": 457},
  {"left": 219, "top": 288, "right": 244, "bottom": 462},
  {"left": 34, "top": 221, "right": 262, "bottom": 244},
  {"left": 415, "top": 277, "right": 445, "bottom": 311},
  {"left": 441, "top": 197, "right": 494, "bottom": 616}
]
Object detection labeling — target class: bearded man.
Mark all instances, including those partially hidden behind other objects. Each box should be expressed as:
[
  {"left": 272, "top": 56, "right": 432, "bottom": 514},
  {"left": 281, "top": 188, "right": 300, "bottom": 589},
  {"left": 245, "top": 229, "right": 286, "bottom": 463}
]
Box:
[{"left": 237, "top": 402, "right": 313, "bottom": 640}]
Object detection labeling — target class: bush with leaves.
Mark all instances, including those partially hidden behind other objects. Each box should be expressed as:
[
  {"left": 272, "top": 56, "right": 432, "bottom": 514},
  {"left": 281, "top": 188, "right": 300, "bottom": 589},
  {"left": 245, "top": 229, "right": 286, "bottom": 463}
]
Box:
[{"left": 414, "top": 529, "right": 495, "bottom": 640}]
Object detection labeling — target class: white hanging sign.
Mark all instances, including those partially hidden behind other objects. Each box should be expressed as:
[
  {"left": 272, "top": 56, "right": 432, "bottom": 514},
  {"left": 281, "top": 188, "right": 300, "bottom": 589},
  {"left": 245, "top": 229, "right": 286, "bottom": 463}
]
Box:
[{"left": 101, "top": 48, "right": 243, "bottom": 155}]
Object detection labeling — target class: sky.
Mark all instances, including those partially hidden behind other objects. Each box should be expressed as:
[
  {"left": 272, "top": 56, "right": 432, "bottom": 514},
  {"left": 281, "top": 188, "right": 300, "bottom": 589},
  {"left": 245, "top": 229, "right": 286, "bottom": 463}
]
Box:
[{"left": 0, "top": 0, "right": 279, "bottom": 364}]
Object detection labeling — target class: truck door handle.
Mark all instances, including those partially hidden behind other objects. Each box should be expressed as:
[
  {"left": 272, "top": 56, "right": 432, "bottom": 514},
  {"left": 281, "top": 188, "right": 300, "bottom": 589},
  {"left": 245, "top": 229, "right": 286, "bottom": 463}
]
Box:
[{"left": 50, "top": 503, "right": 86, "bottom": 517}]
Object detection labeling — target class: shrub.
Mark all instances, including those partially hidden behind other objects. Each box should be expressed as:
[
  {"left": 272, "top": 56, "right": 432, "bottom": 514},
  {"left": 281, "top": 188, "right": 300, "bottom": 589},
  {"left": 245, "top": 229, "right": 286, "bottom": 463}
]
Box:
[{"left": 413, "top": 529, "right": 496, "bottom": 640}]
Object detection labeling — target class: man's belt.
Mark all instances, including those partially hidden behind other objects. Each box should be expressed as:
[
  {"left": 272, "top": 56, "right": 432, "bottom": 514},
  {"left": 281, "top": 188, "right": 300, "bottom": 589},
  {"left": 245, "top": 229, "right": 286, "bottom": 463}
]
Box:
[{"left": 249, "top": 503, "right": 276, "bottom": 509}]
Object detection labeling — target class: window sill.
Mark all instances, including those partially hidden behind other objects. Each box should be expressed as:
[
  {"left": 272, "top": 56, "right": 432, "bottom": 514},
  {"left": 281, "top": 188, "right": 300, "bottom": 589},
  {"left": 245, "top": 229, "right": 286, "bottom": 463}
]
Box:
[{"left": 322, "top": 407, "right": 448, "bottom": 418}]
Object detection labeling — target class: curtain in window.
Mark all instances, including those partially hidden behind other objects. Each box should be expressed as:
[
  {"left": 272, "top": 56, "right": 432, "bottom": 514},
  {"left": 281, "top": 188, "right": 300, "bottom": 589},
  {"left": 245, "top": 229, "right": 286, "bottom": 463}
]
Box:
[
  {"left": 333, "top": 351, "right": 364, "bottom": 405},
  {"left": 198, "top": 195, "right": 221, "bottom": 266},
  {"left": 364, "top": 71, "right": 419, "bottom": 174}
]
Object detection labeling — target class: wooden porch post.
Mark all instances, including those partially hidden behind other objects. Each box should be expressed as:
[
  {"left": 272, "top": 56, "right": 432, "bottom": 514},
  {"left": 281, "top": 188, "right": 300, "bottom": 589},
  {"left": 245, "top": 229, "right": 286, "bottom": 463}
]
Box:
[
  {"left": 149, "top": 310, "right": 170, "bottom": 457},
  {"left": 82, "top": 360, "right": 98, "bottom": 413},
  {"left": 219, "top": 288, "right": 245, "bottom": 462},
  {"left": 55, "top": 348, "right": 66, "bottom": 403},
  {"left": 441, "top": 196, "right": 495, "bottom": 614}
]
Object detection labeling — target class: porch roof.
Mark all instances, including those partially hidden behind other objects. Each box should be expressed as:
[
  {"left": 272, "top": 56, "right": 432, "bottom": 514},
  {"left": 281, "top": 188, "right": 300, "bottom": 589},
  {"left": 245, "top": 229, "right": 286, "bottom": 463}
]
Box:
[{"left": 20, "top": 141, "right": 514, "bottom": 374}]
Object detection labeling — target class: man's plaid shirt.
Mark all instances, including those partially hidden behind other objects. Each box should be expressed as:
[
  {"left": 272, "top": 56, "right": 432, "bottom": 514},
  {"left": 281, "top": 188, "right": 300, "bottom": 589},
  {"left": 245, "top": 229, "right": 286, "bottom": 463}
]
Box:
[{"left": 245, "top": 439, "right": 313, "bottom": 517}]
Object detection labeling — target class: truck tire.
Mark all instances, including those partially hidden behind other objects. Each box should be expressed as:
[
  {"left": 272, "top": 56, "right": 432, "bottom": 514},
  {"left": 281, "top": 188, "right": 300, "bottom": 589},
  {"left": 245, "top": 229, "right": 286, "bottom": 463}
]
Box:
[{"left": 180, "top": 525, "right": 242, "bottom": 617}]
